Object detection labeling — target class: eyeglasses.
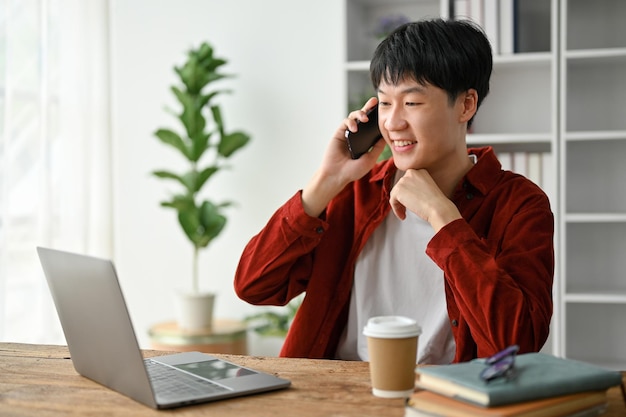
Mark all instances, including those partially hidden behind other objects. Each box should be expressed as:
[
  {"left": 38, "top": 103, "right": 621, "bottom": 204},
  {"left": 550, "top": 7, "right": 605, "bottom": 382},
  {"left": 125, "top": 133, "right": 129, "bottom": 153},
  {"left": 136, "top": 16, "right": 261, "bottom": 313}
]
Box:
[{"left": 480, "top": 345, "right": 519, "bottom": 382}]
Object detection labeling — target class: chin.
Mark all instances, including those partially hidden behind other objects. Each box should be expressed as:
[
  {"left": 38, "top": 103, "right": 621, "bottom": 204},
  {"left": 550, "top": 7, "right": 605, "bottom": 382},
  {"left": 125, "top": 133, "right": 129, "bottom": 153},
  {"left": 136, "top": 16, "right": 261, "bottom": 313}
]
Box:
[{"left": 391, "top": 153, "right": 423, "bottom": 171}]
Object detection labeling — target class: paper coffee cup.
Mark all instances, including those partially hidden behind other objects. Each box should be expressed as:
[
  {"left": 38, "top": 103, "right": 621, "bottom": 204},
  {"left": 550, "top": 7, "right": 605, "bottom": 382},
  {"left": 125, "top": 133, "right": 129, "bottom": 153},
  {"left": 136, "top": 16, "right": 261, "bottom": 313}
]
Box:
[{"left": 363, "top": 316, "right": 421, "bottom": 398}]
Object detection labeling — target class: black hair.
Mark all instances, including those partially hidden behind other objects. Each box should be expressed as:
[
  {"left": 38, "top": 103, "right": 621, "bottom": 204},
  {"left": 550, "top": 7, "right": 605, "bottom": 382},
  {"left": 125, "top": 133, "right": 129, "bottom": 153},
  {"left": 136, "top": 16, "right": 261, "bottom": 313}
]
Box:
[{"left": 370, "top": 18, "right": 492, "bottom": 126}]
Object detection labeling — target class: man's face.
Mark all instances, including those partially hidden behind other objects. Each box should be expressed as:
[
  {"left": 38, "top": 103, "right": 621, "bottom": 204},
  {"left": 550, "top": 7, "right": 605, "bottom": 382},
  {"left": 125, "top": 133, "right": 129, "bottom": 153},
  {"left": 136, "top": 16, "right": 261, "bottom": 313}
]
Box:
[{"left": 377, "top": 78, "right": 468, "bottom": 174}]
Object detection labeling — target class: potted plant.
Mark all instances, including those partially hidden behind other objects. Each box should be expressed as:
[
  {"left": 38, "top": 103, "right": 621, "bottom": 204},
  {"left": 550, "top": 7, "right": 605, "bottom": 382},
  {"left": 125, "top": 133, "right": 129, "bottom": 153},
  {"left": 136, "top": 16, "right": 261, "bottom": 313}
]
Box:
[
  {"left": 152, "top": 41, "right": 250, "bottom": 330},
  {"left": 244, "top": 296, "right": 302, "bottom": 356}
]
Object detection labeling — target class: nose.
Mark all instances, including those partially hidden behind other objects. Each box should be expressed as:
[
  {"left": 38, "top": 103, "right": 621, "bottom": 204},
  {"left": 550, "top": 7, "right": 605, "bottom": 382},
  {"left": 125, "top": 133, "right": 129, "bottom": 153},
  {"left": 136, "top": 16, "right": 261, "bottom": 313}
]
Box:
[{"left": 382, "top": 106, "right": 408, "bottom": 132}]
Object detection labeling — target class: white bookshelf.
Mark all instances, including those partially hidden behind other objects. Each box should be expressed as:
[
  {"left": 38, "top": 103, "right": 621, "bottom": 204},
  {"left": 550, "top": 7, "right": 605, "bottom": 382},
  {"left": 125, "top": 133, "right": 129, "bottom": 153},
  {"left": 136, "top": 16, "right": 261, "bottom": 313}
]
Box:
[
  {"left": 344, "top": 0, "right": 446, "bottom": 111},
  {"left": 344, "top": 0, "right": 626, "bottom": 368},
  {"left": 560, "top": 0, "right": 626, "bottom": 371}
]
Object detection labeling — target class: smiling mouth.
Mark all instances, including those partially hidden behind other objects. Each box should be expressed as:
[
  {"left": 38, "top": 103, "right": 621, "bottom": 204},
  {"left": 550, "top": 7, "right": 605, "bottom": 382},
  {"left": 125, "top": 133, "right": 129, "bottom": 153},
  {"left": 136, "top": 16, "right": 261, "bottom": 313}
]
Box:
[{"left": 393, "top": 140, "right": 417, "bottom": 147}]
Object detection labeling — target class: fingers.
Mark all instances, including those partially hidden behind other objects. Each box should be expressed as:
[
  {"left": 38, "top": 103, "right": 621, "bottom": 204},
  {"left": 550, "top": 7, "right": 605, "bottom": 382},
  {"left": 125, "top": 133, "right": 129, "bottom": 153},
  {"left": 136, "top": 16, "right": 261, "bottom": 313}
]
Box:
[
  {"left": 389, "top": 169, "right": 463, "bottom": 231},
  {"left": 362, "top": 96, "right": 378, "bottom": 112},
  {"left": 389, "top": 171, "right": 406, "bottom": 220},
  {"left": 390, "top": 196, "right": 407, "bottom": 220},
  {"left": 344, "top": 97, "right": 378, "bottom": 134}
]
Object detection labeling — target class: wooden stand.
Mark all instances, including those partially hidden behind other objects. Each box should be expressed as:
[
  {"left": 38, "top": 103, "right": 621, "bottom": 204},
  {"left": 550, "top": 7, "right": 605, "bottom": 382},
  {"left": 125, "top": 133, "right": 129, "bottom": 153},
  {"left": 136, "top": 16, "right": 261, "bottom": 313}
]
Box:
[{"left": 148, "top": 319, "right": 247, "bottom": 355}]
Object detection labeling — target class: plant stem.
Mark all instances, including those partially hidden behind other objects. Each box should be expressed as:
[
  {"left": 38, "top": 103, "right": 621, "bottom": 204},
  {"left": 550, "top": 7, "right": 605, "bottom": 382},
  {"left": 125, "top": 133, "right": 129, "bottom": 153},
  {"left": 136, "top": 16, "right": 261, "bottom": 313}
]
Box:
[
  {"left": 192, "top": 246, "right": 199, "bottom": 293},
  {"left": 192, "top": 157, "right": 199, "bottom": 294}
]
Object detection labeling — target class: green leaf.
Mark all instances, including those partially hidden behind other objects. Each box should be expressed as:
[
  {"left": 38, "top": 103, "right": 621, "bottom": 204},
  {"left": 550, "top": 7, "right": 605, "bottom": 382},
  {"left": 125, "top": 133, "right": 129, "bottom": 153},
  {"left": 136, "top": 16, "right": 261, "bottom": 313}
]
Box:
[
  {"left": 190, "top": 132, "right": 211, "bottom": 162},
  {"left": 180, "top": 171, "right": 198, "bottom": 193},
  {"left": 171, "top": 85, "right": 190, "bottom": 107},
  {"left": 218, "top": 131, "right": 251, "bottom": 157},
  {"left": 171, "top": 90, "right": 199, "bottom": 138},
  {"left": 201, "top": 89, "right": 230, "bottom": 108},
  {"left": 206, "top": 59, "right": 227, "bottom": 72},
  {"left": 154, "top": 129, "right": 189, "bottom": 159},
  {"left": 216, "top": 201, "right": 233, "bottom": 209},
  {"left": 197, "top": 43, "right": 228, "bottom": 73},
  {"left": 176, "top": 43, "right": 229, "bottom": 94},
  {"left": 177, "top": 56, "right": 209, "bottom": 94},
  {"left": 152, "top": 170, "right": 189, "bottom": 189},
  {"left": 178, "top": 209, "right": 202, "bottom": 246},
  {"left": 196, "top": 166, "right": 219, "bottom": 191},
  {"left": 197, "top": 93, "right": 213, "bottom": 109},
  {"left": 197, "top": 42, "right": 214, "bottom": 62},
  {"left": 205, "top": 72, "right": 229, "bottom": 85},
  {"left": 199, "top": 201, "right": 227, "bottom": 242},
  {"left": 174, "top": 200, "right": 227, "bottom": 248},
  {"left": 179, "top": 96, "right": 207, "bottom": 143},
  {"left": 211, "top": 106, "right": 225, "bottom": 137},
  {"left": 152, "top": 170, "right": 181, "bottom": 181},
  {"left": 161, "top": 194, "right": 195, "bottom": 212},
  {"left": 244, "top": 311, "right": 290, "bottom": 337}
]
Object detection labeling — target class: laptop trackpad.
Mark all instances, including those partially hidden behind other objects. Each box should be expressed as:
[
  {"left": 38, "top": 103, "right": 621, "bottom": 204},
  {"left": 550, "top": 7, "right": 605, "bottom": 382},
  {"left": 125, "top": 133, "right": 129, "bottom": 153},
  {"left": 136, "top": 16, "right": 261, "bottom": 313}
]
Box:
[
  {"left": 151, "top": 351, "right": 259, "bottom": 385},
  {"left": 173, "top": 359, "right": 257, "bottom": 380}
]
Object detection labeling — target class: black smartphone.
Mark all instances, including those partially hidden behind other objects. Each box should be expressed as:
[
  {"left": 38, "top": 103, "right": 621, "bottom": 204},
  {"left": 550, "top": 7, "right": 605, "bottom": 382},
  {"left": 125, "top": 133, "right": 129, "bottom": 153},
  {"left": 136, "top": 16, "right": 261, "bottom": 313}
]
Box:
[{"left": 344, "top": 104, "right": 383, "bottom": 159}]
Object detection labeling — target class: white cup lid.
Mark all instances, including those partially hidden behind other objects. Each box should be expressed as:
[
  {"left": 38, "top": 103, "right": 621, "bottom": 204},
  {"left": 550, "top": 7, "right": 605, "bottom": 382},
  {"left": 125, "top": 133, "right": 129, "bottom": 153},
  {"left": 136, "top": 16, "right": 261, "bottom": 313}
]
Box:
[{"left": 362, "top": 316, "right": 422, "bottom": 339}]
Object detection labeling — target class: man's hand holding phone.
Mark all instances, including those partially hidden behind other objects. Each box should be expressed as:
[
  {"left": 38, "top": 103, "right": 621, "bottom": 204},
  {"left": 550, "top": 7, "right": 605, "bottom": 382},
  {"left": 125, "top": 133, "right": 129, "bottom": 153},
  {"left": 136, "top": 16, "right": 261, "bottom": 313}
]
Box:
[
  {"left": 301, "top": 99, "right": 385, "bottom": 218},
  {"left": 345, "top": 102, "right": 384, "bottom": 159},
  {"left": 338, "top": 98, "right": 386, "bottom": 177}
]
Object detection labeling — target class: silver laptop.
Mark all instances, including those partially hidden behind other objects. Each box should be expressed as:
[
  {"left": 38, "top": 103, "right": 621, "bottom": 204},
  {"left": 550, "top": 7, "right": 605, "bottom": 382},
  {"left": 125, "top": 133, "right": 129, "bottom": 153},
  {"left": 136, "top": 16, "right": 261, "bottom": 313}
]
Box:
[{"left": 36, "top": 247, "right": 291, "bottom": 409}]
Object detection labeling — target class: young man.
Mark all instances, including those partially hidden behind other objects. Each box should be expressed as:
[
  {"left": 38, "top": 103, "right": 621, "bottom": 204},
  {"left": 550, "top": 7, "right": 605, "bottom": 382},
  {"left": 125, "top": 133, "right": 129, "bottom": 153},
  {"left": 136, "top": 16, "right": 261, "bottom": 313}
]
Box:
[{"left": 234, "top": 18, "right": 554, "bottom": 364}]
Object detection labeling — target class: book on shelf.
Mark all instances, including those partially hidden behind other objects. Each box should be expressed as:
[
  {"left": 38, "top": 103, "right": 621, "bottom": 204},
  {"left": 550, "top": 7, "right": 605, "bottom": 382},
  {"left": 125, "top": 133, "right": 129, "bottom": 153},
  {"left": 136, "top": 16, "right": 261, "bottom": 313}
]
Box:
[
  {"left": 482, "top": 0, "right": 499, "bottom": 54},
  {"left": 454, "top": 0, "right": 551, "bottom": 56},
  {"left": 454, "top": 0, "right": 511, "bottom": 55},
  {"left": 405, "top": 389, "right": 608, "bottom": 417},
  {"left": 526, "top": 152, "right": 542, "bottom": 186},
  {"left": 505, "top": 150, "right": 542, "bottom": 188},
  {"left": 495, "top": 151, "right": 555, "bottom": 204},
  {"left": 514, "top": 0, "right": 551, "bottom": 53},
  {"left": 499, "top": 0, "right": 515, "bottom": 55},
  {"left": 512, "top": 151, "right": 528, "bottom": 177},
  {"left": 415, "top": 353, "right": 622, "bottom": 407},
  {"left": 498, "top": 152, "right": 512, "bottom": 171}
]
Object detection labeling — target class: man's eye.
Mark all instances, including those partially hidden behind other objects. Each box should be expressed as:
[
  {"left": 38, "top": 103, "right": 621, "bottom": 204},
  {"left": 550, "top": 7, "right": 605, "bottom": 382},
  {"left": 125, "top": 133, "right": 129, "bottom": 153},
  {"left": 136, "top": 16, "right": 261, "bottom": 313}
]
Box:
[{"left": 406, "top": 102, "right": 422, "bottom": 106}]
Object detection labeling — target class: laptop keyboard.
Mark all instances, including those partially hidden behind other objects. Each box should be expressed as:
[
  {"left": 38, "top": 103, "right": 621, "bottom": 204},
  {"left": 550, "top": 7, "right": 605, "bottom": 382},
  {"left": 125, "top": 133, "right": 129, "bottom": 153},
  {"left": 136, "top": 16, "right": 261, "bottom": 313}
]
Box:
[{"left": 145, "top": 359, "right": 230, "bottom": 400}]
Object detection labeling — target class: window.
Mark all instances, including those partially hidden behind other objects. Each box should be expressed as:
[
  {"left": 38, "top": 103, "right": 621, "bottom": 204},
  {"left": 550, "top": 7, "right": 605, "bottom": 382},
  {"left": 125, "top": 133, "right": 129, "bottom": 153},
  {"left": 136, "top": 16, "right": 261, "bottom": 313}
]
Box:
[{"left": 0, "top": 0, "right": 112, "bottom": 344}]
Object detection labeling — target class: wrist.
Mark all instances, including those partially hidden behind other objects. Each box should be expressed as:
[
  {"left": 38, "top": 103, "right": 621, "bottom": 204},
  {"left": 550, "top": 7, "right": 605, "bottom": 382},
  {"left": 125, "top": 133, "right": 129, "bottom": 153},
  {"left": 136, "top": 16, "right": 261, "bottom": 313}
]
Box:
[
  {"left": 302, "top": 171, "right": 346, "bottom": 217},
  {"left": 429, "top": 201, "right": 462, "bottom": 233}
]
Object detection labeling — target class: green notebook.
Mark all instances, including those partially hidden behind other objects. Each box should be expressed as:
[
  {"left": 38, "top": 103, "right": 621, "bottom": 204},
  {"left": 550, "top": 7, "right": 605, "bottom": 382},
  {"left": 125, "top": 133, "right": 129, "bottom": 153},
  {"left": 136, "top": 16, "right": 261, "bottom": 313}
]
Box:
[{"left": 415, "top": 353, "right": 622, "bottom": 407}]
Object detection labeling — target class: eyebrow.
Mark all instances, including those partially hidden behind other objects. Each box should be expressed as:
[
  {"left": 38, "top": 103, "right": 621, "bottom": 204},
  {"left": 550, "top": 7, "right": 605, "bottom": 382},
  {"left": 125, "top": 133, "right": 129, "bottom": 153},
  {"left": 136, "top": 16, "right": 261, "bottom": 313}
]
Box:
[{"left": 377, "top": 85, "right": 428, "bottom": 95}]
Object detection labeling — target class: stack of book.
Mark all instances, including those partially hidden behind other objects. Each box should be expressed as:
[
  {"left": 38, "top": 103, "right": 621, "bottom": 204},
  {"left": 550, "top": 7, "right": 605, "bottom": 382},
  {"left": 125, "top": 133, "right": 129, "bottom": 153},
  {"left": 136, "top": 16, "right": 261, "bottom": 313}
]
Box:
[
  {"left": 452, "top": 0, "right": 551, "bottom": 56},
  {"left": 406, "top": 353, "right": 623, "bottom": 417}
]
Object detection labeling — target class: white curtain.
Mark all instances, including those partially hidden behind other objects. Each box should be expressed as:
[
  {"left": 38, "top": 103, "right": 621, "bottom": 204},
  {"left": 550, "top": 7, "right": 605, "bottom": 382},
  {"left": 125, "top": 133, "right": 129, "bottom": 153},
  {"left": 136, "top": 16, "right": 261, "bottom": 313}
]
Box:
[{"left": 0, "top": 0, "right": 112, "bottom": 344}]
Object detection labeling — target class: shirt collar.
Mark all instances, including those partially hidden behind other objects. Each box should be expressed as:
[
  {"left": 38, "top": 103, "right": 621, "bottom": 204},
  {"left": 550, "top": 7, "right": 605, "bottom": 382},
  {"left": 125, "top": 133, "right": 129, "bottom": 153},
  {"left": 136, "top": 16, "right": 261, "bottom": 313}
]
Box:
[
  {"left": 463, "top": 146, "right": 502, "bottom": 196},
  {"left": 369, "top": 146, "right": 501, "bottom": 196}
]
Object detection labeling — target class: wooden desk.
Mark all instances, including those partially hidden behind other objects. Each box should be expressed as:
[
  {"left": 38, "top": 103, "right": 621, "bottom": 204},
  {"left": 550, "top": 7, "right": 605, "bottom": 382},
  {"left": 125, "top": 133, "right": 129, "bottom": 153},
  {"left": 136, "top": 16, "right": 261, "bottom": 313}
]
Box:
[{"left": 0, "top": 343, "right": 624, "bottom": 416}]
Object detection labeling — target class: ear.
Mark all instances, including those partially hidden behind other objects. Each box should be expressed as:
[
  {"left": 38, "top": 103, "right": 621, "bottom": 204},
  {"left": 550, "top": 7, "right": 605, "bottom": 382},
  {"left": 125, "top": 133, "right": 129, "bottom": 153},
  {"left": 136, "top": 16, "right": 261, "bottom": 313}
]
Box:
[{"left": 458, "top": 89, "right": 478, "bottom": 124}]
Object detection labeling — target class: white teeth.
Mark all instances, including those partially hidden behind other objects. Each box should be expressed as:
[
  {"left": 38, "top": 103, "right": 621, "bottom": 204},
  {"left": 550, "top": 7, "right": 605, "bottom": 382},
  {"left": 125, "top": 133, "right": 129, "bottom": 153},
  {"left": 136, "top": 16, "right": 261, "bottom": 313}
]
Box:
[{"left": 394, "top": 140, "right": 415, "bottom": 147}]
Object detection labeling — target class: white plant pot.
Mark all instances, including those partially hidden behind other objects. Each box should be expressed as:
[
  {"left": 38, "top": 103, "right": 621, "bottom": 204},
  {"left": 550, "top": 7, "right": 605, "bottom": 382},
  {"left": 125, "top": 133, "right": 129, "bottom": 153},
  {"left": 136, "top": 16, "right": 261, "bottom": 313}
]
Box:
[{"left": 174, "top": 292, "right": 215, "bottom": 331}]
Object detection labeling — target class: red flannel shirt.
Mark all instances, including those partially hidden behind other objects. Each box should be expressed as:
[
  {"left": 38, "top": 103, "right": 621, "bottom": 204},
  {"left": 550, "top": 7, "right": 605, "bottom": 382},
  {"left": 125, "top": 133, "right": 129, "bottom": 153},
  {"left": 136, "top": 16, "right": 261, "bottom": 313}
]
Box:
[{"left": 235, "top": 147, "right": 554, "bottom": 363}]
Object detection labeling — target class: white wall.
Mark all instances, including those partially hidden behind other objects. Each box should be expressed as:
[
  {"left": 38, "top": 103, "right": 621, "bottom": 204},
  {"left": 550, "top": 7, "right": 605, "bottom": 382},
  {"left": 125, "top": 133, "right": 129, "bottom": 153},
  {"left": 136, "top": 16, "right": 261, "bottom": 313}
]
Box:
[{"left": 109, "top": 0, "right": 345, "bottom": 347}]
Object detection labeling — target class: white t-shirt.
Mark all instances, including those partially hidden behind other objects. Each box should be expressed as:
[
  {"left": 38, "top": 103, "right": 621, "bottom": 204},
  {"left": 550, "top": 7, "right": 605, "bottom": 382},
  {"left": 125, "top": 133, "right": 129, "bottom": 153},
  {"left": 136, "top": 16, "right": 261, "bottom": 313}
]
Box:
[{"left": 335, "top": 209, "right": 456, "bottom": 364}]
